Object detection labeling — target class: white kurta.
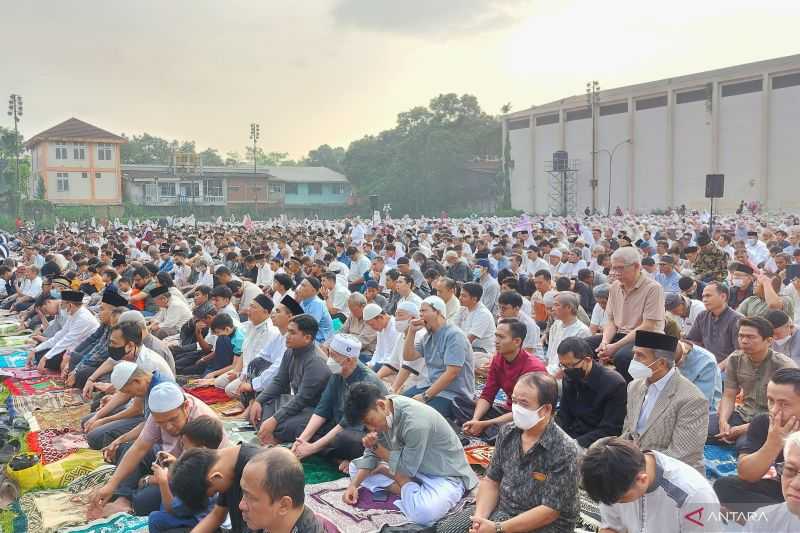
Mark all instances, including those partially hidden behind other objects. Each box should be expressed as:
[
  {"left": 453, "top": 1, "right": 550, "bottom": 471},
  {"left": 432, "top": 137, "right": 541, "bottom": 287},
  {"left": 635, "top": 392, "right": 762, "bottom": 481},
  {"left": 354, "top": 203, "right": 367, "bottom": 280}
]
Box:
[{"left": 37, "top": 306, "right": 99, "bottom": 360}]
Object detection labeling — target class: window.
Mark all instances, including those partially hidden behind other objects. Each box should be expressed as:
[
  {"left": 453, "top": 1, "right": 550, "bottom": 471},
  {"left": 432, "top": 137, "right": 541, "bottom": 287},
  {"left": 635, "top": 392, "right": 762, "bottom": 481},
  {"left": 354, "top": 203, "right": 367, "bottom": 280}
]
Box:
[
  {"left": 635, "top": 95, "right": 667, "bottom": 111},
  {"left": 600, "top": 102, "right": 628, "bottom": 116},
  {"left": 721, "top": 79, "right": 762, "bottom": 97},
  {"left": 179, "top": 183, "right": 200, "bottom": 198},
  {"left": 56, "top": 173, "right": 69, "bottom": 192},
  {"left": 159, "top": 182, "right": 176, "bottom": 197},
  {"left": 773, "top": 72, "right": 800, "bottom": 90},
  {"left": 508, "top": 118, "right": 530, "bottom": 130},
  {"left": 565, "top": 108, "right": 592, "bottom": 121},
  {"left": 333, "top": 183, "right": 348, "bottom": 194},
  {"left": 308, "top": 183, "right": 322, "bottom": 195},
  {"left": 205, "top": 179, "right": 223, "bottom": 197},
  {"left": 55, "top": 143, "right": 68, "bottom": 160},
  {"left": 270, "top": 183, "right": 283, "bottom": 193},
  {"left": 228, "top": 185, "right": 241, "bottom": 192},
  {"left": 81, "top": 172, "right": 88, "bottom": 179},
  {"left": 95, "top": 172, "right": 101, "bottom": 180},
  {"left": 97, "top": 143, "right": 113, "bottom": 161},
  {"left": 676, "top": 88, "right": 708, "bottom": 104},
  {"left": 535, "top": 113, "right": 559, "bottom": 126},
  {"left": 284, "top": 183, "right": 298, "bottom": 194},
  {"left": 73, "top": 143, "right": 86, "bottom": 160}
]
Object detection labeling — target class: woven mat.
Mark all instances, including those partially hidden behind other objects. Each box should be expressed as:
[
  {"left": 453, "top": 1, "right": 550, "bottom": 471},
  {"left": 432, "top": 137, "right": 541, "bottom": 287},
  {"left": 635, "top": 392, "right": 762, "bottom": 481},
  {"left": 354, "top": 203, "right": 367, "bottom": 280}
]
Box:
[
  {"left": 34, "top": 403, "right": 91, "bottom": 431},
  {"left": 59, "top": 512, "right": 147, "bottom": 533},
  {"left": 304, "top": 478, "right": 409, "bottom": 533}
]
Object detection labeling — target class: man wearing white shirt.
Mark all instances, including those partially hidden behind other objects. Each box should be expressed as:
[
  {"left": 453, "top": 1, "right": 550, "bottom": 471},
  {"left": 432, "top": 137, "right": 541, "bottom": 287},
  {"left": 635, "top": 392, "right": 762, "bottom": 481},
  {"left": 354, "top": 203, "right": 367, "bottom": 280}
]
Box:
[
  {"left": 523, "top": 246, "right": 550, "bottom": 277},
  {"left": 498, "top": 291, "right": 542, "bottom": 358},
  {"left": 346, "top": 246, "right": 371, "bottom": 291},
  {"left": 665, "top": 293, "right": 705, "bottom": 337},
  {"left": 229, "top": 279, "right": 262, "bottom": 321},
  {"left": 456, "top": 282, "right": 497, "bottom": 354},
  {"left": 255, "top": 253, "right": 274, "bottom": 288},
  {"left": 781, "top": 265, "right": 800, "bottom": 326},
  {"left": 557, "top": 249, "right": 588, "bottom": 278},
  {"left": 545, "top": 292, "right": 590, "bottom": 375},
  {"left": 14, "top": 265, "right": 43, "bottom": 311},
  {"left": 322, "top": 272, "right": 350, "bottom": 319},
  {"left": 363, "top": 303, "right": 400, "bottom": 371},
  {"left": 148, "top": 286, "right": 192, "bottom": 340},
  {"left": 747, "top": 230, "right": 771, "bottom": 266},
  {"left": 28, "top": 290, "right": 99, "bottom": 373},
  {"left": 435, "top": 277, "right": 461, "bottom": 325}
]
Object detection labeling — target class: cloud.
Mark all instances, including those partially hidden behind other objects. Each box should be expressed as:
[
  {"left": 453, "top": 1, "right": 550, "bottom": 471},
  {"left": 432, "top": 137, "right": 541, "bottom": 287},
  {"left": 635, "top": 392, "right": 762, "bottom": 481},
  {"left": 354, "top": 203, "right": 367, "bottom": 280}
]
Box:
[{"left": 331, "top": 0, "right": 533, "bottom": 38}]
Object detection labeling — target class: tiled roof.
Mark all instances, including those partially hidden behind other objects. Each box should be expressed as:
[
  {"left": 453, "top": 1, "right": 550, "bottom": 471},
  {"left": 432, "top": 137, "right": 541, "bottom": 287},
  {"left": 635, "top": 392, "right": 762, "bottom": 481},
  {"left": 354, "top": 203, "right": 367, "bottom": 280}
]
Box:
[{"left": 25, "top": 118, "right": 126, "bottom": 148}]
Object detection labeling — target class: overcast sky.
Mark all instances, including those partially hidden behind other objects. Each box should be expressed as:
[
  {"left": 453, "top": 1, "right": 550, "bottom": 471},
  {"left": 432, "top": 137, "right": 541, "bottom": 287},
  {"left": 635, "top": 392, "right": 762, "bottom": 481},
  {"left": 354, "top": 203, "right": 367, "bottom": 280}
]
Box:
[{"left": 2, "top": 0, "right": 799, "bottom": 158}]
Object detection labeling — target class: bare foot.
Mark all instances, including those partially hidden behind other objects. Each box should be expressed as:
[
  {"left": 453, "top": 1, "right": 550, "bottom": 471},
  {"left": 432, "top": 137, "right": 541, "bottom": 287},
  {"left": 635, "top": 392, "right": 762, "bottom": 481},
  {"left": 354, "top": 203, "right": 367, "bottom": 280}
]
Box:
[
  {"left": 98, "top": 498, "right": 132, "bottom": 518},
  {"left": 338, "top": 460, "right": 350, "bottom": 474}
]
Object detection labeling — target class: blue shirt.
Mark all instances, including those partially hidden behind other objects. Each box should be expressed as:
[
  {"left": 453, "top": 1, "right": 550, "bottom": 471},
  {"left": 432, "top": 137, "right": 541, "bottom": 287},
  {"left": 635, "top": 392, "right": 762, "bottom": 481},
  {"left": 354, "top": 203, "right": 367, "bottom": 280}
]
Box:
[
  {"left": 159, "top": 258, "right": 174, "bottom": 274},
  {"left": 678, "top": 344, "right": 722, "bottom": 414},
  {"left": 654, "top": 271, "right": 681, "bottom": 293},
  {"left": 300, "top": 296, "right": 333, "bottom": 343}
]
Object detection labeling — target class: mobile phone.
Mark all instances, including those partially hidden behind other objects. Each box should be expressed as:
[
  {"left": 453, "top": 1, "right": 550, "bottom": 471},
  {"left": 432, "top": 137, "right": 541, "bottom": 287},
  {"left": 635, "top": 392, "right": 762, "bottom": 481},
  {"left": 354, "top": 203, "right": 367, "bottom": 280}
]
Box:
[{"left": 372, "top": 489, "right": 389, "bottom": 502}]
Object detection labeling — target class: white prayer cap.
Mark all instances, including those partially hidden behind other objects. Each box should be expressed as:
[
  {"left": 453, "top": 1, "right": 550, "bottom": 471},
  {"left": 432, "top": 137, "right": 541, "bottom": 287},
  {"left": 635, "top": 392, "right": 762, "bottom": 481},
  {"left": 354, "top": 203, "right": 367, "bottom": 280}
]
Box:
[
  {"left": 363, "top": 303, "right": 383, "bottom": 321},
  {"left": 422, "top": 295, "right": 446, "bottom": 316},
  {"left": 118, "top": 310, "right": 146, "bottom": 328},
  {"left": 329, "top": 333, "right": 362, "bottom": 359},
  {"left": 110, "top": 361, "right": 138, "bottom": 391},
  {"left": 543, "top": 290, "right": 558, "bottom": 307},
  {"left": 396, "top": 301, "right": 419, "bottom": 317},
  {"left": 148, "top": 382, "right": 185, "bottom": 413},
  {"left": 549, "top": 249, "right": 563, "bottom": 258}
]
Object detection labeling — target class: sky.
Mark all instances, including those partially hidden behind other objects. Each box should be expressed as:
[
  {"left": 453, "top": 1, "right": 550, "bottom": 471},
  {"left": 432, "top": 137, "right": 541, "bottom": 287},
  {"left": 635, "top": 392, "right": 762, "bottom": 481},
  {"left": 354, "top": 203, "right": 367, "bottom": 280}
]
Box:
[{"left": 2, "top": 0, "right": 800, "bottom": 159}]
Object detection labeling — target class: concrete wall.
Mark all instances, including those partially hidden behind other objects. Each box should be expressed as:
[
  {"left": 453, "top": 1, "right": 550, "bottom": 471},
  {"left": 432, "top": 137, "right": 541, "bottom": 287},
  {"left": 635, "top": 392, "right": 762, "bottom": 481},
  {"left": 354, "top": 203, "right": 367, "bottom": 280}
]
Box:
[{"left": 507, "top": 55, "right": 800, "bottom": 214}]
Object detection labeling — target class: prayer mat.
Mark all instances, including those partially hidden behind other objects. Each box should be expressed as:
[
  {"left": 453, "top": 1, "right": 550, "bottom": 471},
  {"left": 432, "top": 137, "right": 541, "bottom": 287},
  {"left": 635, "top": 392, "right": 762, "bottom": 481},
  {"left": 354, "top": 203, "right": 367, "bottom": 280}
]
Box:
[
  {"left": 0, "top": 324, "right": 25, "bottom": 337},
  {"left": 40, "top": 449, "right": 106, "bottom": 490},
  {"left": 302, "top": 455, "right": 347, "bottom": 485},
  {"left": 0, "top": 368, "right": 41, "bottom": 380},
  {"left": 704, "top": 443, "right": 738, "bottom": 480},
  {"left": 209, "top": 398, "right": 244, "bottom": 417},
  {"left": 222, "top": 420, "right": 258, "bottom": 445},
  {"left": 34, "top": 403, "right": 91, "bottom": 431},
  {"left": 0, "top": 336, "right": 33, "bottom": 349},
  {"left": 59, "top": 512, "right": 148, "bottom": 533},
  {"left": 37, "top": 428, "right": 90, "bottom": 464},
  {"left": 4, "top": 378, "right": 63, "bottom": 396},
  {"left": 12, "top": 389, "right": 84, "bottom": 416},
  {"left": 304, "top": 478, "right": 410, "bottom": 533},
  {"left": 184, "top": 385, "right": 231, "bottom": 404},
  {"left": 464, "top": 444, "right": 493, "bottom": 468},
  {"left": 18, "top": 466, "right": 115, "bottom": 533},
  {"left": 0, "top": 352, "right": 28, "bottom": 369}
]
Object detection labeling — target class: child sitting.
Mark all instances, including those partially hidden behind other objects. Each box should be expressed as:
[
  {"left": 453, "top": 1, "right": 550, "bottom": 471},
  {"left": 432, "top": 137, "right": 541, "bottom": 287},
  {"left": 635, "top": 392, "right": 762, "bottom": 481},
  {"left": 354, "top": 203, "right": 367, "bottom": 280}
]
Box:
[
  {"left": 201, "top": 313, "right": 244, "bottom": 380},
  {"left": 148, "top": 415, "right": 224, "bottom": 533}
]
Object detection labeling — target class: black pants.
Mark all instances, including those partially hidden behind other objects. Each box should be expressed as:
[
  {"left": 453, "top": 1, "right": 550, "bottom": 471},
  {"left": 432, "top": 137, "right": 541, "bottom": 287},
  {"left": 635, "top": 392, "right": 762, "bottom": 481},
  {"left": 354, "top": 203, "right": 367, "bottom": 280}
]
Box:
[
  {"left": 319, "top": 428, "right": 366, "bottom": 461},
  {"left": 713, "top": 475, "right": 783, "bottom": 514},
  {"left": 707, "top": 411, "right": 749, "bottom": 449},
  {"left": 174, "top": 350, "right": 207, "bottom": 375},
  {"left": 112, "top": 442, "right": 162, "bottom": 516},
  {"left": 258, "top": 396, "right": 315, "bottom": 443},
  {"left": 585, "top": 334, "right": 634, "bottom": 382},
  {"left": 34, "top": 350, "right": 63, "bottom": 371}
]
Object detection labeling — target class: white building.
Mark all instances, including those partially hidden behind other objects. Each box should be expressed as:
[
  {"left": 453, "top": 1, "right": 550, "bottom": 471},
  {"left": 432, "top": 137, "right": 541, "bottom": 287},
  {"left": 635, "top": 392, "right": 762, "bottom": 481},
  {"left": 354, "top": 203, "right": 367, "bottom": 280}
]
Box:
[
  {"left": 503, "top": 54, "right": 800, "bottom": 214},
  {"left": 26, "top": 118, "right": 126, "bottom": 205}
]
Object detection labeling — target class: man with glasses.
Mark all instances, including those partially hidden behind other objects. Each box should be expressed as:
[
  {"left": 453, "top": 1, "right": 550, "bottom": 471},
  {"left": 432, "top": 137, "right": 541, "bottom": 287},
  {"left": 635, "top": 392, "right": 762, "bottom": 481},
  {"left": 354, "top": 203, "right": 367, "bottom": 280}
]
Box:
[
  {"left": 587, "top": 247, "right": 666, "bottom": 382},
  {"left": 747, "top": 430, "right": 800, "bottom": 529},
  {"left": 715, "top": 368, "right": 800, "bottom": 516}
]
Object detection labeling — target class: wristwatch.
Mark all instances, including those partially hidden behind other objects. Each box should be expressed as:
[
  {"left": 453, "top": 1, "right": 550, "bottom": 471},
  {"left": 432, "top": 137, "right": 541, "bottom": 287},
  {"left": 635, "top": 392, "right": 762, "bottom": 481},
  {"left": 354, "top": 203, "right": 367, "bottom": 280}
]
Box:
[
  {"left": 494, "top": 522, "right": 504, "bottom": 533},
  {"left": 421, "top": 392, "right": 431, "bottom": 403}
]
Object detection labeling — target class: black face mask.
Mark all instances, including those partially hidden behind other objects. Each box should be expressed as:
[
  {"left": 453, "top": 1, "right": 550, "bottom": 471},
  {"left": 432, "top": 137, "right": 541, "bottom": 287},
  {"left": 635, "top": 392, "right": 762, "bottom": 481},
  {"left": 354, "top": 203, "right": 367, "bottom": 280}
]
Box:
[
  {"left": 564, "top": 365, "right": 585, "bottom": 381},
  {"left": 108, "top": 344, "right": 127, "bottom": 361}
]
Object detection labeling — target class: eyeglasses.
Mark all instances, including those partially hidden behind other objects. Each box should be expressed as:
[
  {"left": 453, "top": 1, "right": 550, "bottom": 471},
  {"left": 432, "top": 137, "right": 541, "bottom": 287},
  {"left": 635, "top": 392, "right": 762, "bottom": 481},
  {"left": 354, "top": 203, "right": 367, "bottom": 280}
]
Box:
[
  {"left": 776, "top": 462, "right": 799, "bottom": 480},
  {"left": 558, "top": 360, "right": 584, "bottom": 370}
]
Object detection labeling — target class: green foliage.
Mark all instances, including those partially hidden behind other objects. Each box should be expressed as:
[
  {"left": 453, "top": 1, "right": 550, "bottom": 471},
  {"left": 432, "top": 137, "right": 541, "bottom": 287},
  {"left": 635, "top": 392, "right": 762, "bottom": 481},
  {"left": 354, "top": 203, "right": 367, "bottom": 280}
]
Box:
[
  {"left": 304, "top": 144, "right": 345, "bottom": 173},
  {"left": 199, "top": 148, "right": 224, "bottom": 166},
  {"left": 35, "top": 175, "right": 45, "bottom": 200},
  {"left": 341, "top": 93, "right": 502, "bottom": 216}
]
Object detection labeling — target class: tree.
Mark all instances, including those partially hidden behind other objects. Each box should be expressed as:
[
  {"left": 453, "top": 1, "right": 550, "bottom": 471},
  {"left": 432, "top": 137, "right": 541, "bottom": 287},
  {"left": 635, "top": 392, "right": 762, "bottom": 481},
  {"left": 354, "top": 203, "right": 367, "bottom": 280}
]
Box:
[
  {"left": 225, "top": 152, "right": 242, "bottom": 166},
  {"left": 0, "top": 126, "right": 29, "bottom": 208},
  {"left": 306, "top": 144, "right": 345, "bottom": 173},
  {"left": 199, "top": 148, "right": 224, "bottom": 166},
  {"left": 120, "top": 133, "right": 174, "bottom": 164}
]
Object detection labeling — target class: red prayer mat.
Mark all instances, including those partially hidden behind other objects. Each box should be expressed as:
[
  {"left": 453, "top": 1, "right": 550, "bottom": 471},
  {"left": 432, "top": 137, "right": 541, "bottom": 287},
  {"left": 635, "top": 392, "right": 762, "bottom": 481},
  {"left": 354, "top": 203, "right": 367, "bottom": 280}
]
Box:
[{"left": 184, "top": 385, "right": 231, "bottom": 404}]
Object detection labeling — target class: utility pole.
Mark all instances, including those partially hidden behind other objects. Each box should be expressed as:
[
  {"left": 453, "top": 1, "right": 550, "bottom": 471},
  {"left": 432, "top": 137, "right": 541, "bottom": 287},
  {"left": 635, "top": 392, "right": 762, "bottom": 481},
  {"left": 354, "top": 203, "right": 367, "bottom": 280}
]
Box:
[
  {"left": 7, "top": 94, "right": 23, "bottom": 217},
  {"left": 585, "top": 81, "right": 599, "bottom": 213},
  {"left": 250, "top": 123, "right": 260, "bottom": 175}
]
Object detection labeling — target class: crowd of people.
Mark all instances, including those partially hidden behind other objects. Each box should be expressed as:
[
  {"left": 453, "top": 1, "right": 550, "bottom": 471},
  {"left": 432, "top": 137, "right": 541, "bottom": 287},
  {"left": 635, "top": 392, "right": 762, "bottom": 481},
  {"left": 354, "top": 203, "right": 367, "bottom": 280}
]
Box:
[{"left": 5, "top": 210, "right": 800, "bottom": 532}]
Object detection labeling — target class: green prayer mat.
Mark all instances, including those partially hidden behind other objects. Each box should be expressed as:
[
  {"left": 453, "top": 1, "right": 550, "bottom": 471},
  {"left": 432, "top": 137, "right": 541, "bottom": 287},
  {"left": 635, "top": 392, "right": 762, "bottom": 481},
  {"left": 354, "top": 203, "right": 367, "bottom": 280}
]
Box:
[{"left": 301, "top": 455, "right": 346, "bottom": 485}]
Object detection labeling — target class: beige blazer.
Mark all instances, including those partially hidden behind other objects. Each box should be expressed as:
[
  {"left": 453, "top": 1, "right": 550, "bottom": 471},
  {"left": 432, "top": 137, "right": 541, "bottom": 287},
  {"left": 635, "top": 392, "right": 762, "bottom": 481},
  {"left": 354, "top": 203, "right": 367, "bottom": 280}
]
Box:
[{"left": 622, "top": 370, "right": 709, "bottom": 473}]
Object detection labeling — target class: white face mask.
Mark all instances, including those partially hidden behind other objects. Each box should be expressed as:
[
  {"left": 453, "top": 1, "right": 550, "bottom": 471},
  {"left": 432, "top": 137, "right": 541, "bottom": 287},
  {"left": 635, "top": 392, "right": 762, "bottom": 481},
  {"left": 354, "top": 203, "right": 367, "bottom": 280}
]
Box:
[
  {"left": 512, "top": 404, "right": 544, "bottom": 431},
  {"left": 394, "top": 320, "right": 409, "bottom": 333},
  {"left": 628, "top": 359, "right": 656, "bottom": 380},
  {"left": 732, "top": 278, "right": 745, "bottom": 288},
  {"left": 748, "top": 238, "right": 757, "bottom": 246},
  {"left": 326, "top": 357, "right": 343, "bottom": 375},
  {"left": 774, "top": 336, "right": 791, "bottom": 347}
]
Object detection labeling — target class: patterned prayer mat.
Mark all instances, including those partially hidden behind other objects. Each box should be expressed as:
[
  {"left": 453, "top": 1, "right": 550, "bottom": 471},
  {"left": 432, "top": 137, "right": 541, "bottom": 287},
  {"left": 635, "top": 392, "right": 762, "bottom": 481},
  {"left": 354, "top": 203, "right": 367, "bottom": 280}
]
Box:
[
  {"left": 304, "top": 478, "right": 410, "bottom": 533},
  {"left": 34, "top": 403, "right": 91, "bottom": 431},
  {"left": 301, "top": 455, "right": 347, "bottom": 485},
  {"left": 184, "top": 384, "right": 232, "bottom": 404},
  {"left": 4, "top": 378, "right": 63, "bottom": 396},
  {"left": 17, "top": 465, "right": 115, "bottom": 533},
  {"left": 36, "top": 428, "right": 90, "bottom": 464},
  {"left": 0, "top": 353, "right": 30, "bottom": 369},
  {"left": 208, "top": 398, "right": 244, "bottom": 417},
  {"left": 704, "top": 443, "right": 738, "bottom": 479},
  {"left": 59, "top": 512, "right": 148, "bottom": 533},
  {"left": 12, "top": 389, "right": 85, "bottom": 416}
]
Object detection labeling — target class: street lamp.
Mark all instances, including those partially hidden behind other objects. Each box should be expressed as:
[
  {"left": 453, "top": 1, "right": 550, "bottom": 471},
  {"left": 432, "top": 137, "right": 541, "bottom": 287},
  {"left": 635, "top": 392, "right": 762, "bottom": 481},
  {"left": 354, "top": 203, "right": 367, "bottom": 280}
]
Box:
[
  {"left": 596, "top": 138, "right": 632, "bottom": 215},
  {"left": 585, "top": 81, "right": 600, "bottom": 212},
  {"left": 7, "top": 94, "right": 22, "bottom": 217},
  {"left": 249, "top": 123, "right": 260, "bottom": 175}
]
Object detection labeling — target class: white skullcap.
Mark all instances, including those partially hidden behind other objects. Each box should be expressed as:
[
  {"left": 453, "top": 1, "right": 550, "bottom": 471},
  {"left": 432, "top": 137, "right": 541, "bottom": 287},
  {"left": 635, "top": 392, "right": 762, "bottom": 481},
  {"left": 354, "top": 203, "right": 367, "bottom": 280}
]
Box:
[
  {"left": 422, "top": 295, "right": 446, "bottom": 316},
  {"left": 118, "top": 310, "right": 146, "bottom": 327},
  {"left": 549, "top": 249, "right": 563, "bottom": 258},
  {"left": 445, "top": 250, "right": 458, "bottom": 259},
  {"left": 329, "top": 333, "right": 362, "bottom": 358},
  {"left": 543, "top": 290, "right": 558, "bottom": 307},
  {"left": 396, "top": 300, "right": 420, "bottom": 317},
  {"left": 363, "top": 303, "right": 383, "bottom": 321},
  {"left": 148, "top": 382, "right": 185, "bottom": 413},
  {"left": 110, "top": 361, "right": 138, "bottom": 391}
]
